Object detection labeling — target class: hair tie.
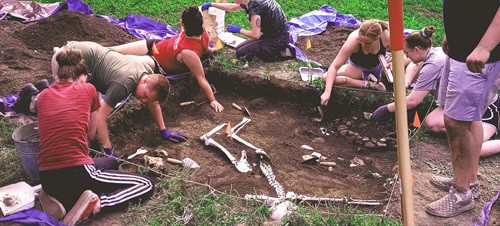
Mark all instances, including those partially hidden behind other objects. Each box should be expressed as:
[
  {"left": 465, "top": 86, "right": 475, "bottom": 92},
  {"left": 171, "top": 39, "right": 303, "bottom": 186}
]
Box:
[{"left": 420, "top": 28, "right": 428, "bottom": 38}]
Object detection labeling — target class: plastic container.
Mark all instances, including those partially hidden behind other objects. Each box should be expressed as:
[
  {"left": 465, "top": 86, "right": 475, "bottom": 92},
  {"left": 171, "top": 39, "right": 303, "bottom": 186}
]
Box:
[
  {"left": 0, "top": 181, "right": 35, "bottom": 216},
  {"left": 12, "top": 122, "right": 40, "bottom": 181},
  {"left": 207, "top": 7, "right": 225, "bottom": 34}
]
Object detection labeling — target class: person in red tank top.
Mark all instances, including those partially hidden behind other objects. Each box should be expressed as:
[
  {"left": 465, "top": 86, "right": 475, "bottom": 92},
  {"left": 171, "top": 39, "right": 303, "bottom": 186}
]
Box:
[{"left": 110, "top": 5, "right": 223, "bottom": 112}]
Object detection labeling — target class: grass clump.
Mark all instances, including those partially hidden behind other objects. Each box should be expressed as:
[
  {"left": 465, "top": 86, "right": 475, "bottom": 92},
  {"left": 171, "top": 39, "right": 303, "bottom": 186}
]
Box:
[{"left": 0, "top": 119, "right": 25, "bottom": 186}]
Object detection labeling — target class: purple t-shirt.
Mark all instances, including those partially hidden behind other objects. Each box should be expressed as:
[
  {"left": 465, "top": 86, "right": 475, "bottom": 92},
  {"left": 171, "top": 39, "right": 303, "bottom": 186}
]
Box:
[{"left": 413, "top": 47, "right": 446, "bottom": 103}]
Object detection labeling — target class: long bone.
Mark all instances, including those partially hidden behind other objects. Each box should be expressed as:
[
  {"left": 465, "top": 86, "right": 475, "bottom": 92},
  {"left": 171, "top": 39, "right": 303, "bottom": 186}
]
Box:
[
  {"left": 231, "top": 133, "right": 270, "bottom": 160},
  {"left": 200, "top": 123, "right": 227, "bottom": 141},
  {"left": 231, "top": 117, "right": 251, "bottom": 134},
  {"left": 204, "top": 137, "right": 252, "bottom": 173}
]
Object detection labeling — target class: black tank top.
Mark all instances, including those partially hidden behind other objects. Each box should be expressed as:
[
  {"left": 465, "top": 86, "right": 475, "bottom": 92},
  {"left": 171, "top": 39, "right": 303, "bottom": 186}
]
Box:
[{"left": 349, "top": 38, "right": 386, "bottom": 68}]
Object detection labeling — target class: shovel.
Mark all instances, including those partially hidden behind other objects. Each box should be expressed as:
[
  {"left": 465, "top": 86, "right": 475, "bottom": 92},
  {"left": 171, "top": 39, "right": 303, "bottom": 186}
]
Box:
[{"left": 166, "top": 157, "right": 200, "bottom": 169}]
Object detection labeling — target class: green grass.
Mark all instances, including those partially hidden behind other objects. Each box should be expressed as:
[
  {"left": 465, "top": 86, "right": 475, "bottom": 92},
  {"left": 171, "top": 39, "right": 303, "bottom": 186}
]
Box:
[{"left": 0, "top": 119, "right": 25, "bottom": 186}]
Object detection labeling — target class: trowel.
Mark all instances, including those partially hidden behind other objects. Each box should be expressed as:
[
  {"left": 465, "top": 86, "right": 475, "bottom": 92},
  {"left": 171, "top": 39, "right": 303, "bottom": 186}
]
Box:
[{"left": 166, "top": 157, "right": 200, "bottom": 169}]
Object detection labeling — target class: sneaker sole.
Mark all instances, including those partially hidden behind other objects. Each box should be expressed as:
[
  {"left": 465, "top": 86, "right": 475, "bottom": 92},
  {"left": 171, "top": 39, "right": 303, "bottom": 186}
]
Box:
[
  {"left": 39, "top": 190, "right": 66, "bottom": 220},
  {"left": 425, "top": 201, "right": 475, "bottom": 218},
  {"left": 62, "top": 190, "right": 98, "bottom": 226}
]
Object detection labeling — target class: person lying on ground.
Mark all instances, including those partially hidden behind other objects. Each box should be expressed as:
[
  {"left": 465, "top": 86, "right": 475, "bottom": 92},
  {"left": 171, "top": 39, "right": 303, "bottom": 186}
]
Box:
[
  {"left": 109, "top": 5, "right": 223, "bottom": 112},
  {"left": 52, "top": 41, "right": 186, "bottom": 158},
  {"left": 201, "top": 0, "right": 293, "bottom": 62},
  {"left": 39, "top": 47, "right": 154, "bottom": 225},
  {"left": 320, "top": 19, "right": 392, "bottom": 106}
]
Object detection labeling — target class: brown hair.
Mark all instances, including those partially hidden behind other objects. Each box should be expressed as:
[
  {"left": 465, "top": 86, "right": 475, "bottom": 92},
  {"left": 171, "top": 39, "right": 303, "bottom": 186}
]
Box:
[
  {"left": 56, "top": 47, "right": 89, "bottom": 81},
  {"left": 146, "top": 74, "right": 170, "bottom": 103},
  {"left": 182, "top": 5, "right": 203, "bottom": 36},
  {"left": 405, "top": 25, "right": 435, "bottom": 49},
  {"left": 358, "top": 19, "right": 389, "bottom": 40}
]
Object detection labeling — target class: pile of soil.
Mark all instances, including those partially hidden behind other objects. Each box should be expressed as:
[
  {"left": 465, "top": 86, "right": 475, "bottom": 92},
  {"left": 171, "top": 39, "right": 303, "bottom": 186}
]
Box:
[{"left": 0, "top": 10, "right": 499, "bottom": 226}]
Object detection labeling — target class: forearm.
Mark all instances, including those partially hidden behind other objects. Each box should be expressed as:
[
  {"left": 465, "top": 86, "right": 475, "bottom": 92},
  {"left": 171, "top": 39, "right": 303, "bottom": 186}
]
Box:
[
  {"left": 323, "top": 68, "right": 338, "bottom": 94},
  {"left": 198, "top": 78, "right": 216, "bottom": 102},
  {"left": 211, "top": 3, "right": 241, "bottom": 11},
  {"left": 239, "top": 29, "right": 260, "bottom": 40},
  {"left": 97, "top": 112, "right": 111, "bottom": 148},
  {"left": 147, "top": 101, "right": 166, "bottom": 130}
]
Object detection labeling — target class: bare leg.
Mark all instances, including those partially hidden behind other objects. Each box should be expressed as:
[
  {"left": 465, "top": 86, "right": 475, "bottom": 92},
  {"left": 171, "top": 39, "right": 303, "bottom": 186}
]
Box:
[
  {"left": 480, "top": 123, "right": 499, "bottom": 157},
  {"left": 334, "top": 76, "right": 366, "bottom": 88},
  {"left": 480, "top": 140, "right": 500, "bottom": 157},
  {"left": 424, "top": 106, "right": 446, "bottom": 134},
  {"left": 444, "top": 116, "right": 482, "bottom": 190},
  {"left": 108, "top": 40, "right": 149, "bottom": 55}
]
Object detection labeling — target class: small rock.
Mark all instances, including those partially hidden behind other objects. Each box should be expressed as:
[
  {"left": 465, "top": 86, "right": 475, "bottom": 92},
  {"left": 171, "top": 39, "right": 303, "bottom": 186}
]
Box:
[
  {"left": 364, "top": 142, "right": 376, "bottom": 148},
  {"left": 362, "top": 137, "right": 370, "bottom": 142},
  {"left": 339, "top": 130, "right": 348, "bottom": 136},
  {"left": 377, "top": 142, "right": 387, "bottom": 147},
  {"left": 354, "top": 132, "right": 359, "bottom": 136},
  {"left": 347, "top": 130, "right": 355, "bottom": 136},
  {"left": 337, "top": 125, "right": 348, "bottom": 131},
  {"left": 379, "top": 138, "right": 387, "bottom": 142},
  {"left": 346, "top": 121, "right": 352, "bottom": 126},
  {"left": 312, "top": 137, "right": 325, "bottom": 143},
  {"left": 328, "top": 167, "right": 334, "bottom": 172}
]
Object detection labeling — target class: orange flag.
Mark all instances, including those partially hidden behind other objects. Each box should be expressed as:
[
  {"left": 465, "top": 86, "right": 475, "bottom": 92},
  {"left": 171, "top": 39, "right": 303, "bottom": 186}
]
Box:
[
  {"left": 215, "top": 38, "right": 223, "bottom": 50},
  {"left": 306, "top": 38, "right": 312, "bottom": 49},
  {"left": 225, "top": 121, "right": 232, "bottom": 140},
  {"left": 413, "top": 112, "right": 421, "bottom": 128}
]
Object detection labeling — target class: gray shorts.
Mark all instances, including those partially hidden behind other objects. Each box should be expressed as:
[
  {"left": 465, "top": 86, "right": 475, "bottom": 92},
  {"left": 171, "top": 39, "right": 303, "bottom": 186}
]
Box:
[
  {"left": 441, "top": 57, "right": 500, "bottom": 121},
  {"left": 347, "top": 58, "right": 383, "bottom": 82}
]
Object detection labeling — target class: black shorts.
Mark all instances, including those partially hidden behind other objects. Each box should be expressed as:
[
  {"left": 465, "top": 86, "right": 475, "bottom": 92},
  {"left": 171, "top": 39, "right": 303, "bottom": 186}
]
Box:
[
  {"left": 145, "top": 39, "right": 163, "bottom": 74},
  {"left": 482, "top": 96, "right": 500, "bottom": 133}
]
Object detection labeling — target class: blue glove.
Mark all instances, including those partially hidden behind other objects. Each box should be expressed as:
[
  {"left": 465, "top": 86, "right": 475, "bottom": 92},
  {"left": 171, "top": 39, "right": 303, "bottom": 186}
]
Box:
[
  {"left": 201, "top": 2, "right": 212, "bottom": 11},
  {"left": 371, "top": 105, "right": 390, "bottom": 120},
  {"left": 103, "top": 147, "right": 119, "bottom": 158},
  {"left": 227, "top": 25, "right": 242, "bottom": 34},
  {"left": 161, "top": 129, "right": 188, "bottom": 143}
]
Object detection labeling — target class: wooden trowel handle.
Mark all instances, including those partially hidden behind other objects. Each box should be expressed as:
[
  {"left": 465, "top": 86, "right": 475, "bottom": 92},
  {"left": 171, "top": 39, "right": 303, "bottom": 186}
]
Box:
[
  {"left": 166, "top": 158, "right": 183, "bottom": 165},
  {"left": 319, "top": 162, "right": 337, "bottom": 167},
  {"left": 180, "top": 101, "right": 195, "bottom": 106}
]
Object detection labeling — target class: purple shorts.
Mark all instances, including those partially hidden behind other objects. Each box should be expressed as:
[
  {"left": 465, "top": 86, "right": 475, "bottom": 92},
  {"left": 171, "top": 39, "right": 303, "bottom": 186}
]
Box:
[
  {"left": 347, "top": 58, "right": 383, "bottom": 82},
  {"left": 441, "top": 57, "right": 500, "bottom": 121}
]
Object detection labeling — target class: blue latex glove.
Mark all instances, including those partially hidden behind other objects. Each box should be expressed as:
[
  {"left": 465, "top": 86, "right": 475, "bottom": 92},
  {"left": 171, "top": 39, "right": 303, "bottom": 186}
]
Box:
[
  {"left": 201, "top": 2, "right": 212, "bottom": 11},
  {"left": 371, "top": 105, "right": 390, "bottom": 120},
  {"left": 227, "top": 25, "right": 242, "bottom": 34},
  {"left": 161, "top": 129, "right": 188, "bottom": 143},
  {"left": 103, "top": 147, "right": 119, "bottom": 158}
]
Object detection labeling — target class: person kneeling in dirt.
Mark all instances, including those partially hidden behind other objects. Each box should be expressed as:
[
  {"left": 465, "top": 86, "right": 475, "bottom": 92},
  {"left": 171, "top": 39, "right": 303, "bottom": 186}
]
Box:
[
  {"left": 201, "top": 0, "right": 293, "bottom": 62},
  {"left": 51, "top": 41, "right": 186, "bottom": 158},
  {"left": 370, "top": 26, "right": 500, "bottom": 158},
  {"left": 108, "top": 5, "right": 224, "bottom": 112},
  {"left": 320, "top": 19, "right": 392, "bottom": 106},
  {"left": 38, "top": 47, "right": 155, "bottom": 225}
]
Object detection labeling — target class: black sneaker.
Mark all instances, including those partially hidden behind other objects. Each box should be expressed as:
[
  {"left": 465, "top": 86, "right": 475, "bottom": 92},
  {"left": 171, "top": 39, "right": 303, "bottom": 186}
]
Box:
[
  {"left": 35, "top": 79, "right": 50, "bottom": 92},
  {"left": 13, "top": 83, "right": 39, "bottom": 115}
]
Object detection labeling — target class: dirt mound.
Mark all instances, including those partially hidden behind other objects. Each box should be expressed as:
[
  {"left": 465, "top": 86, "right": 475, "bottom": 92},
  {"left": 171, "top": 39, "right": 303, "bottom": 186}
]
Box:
[{"left": 17, "top": 10, "right": 138, "bottom": 51}]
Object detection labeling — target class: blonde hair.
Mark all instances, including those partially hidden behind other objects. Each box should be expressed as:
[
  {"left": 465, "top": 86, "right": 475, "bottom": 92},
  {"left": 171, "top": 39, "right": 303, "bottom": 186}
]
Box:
[{"left": 358, "top": 19, "right": 389, "bottom": 40}]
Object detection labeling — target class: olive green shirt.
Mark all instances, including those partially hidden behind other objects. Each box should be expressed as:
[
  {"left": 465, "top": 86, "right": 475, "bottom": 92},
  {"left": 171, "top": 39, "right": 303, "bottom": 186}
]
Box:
[{"left": 65, "top": 41, "right": 154, "bottom": 107}]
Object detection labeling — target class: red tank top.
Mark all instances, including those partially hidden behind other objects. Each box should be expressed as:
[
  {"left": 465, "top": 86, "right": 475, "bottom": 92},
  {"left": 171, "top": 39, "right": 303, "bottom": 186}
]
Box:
[{"left": 152, "top": 31, "right": 209, "bottom": 74}]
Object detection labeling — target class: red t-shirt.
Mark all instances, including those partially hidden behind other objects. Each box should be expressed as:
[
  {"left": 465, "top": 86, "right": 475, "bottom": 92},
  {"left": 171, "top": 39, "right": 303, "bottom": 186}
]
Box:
[
  {"left": 152, "top": 31, "right": 209, "bottom": 74},
  {"left": 37, "top": 82, "right": 101, "bottom": 171}
]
